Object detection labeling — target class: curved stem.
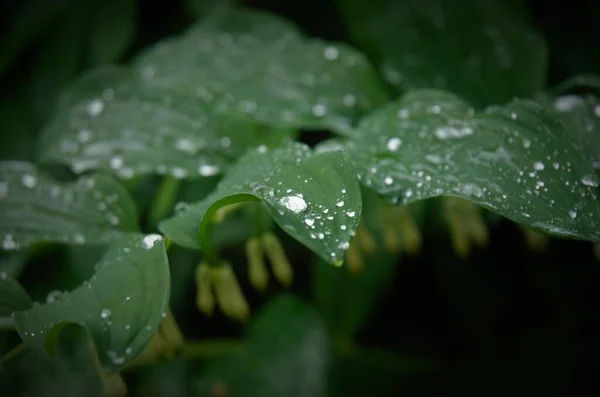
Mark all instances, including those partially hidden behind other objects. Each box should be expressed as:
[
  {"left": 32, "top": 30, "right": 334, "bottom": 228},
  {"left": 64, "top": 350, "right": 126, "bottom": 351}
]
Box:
[{"left": 148, "top": 176, "right": 181, "bottom": 230}]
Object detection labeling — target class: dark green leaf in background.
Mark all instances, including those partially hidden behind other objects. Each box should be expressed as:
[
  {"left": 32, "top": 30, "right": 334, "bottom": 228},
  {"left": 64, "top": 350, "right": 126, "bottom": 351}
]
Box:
[
  {"left": 0, "top": 161, "right": 139, "bottom": 251},
  {"left": 14, "top": 233, "right": 170, "bottom": 371},
  {"left": 194, "top": 294, "right": 330, "bottom": 397},
  {"left": 28, "top": 2, "right": 92, "bottom": 123},
  {"left": 337, "top": 0, "right": 547, "bottom": 106},
  {"left": 88, "top": 0, "right": 138, "bottom": 66},
  {"left": 160, "top": 142, "right": 362, "bottom": 265},
  {"left": 535, "top": 75, "right": 600, "bottom": 169},
  {"left": 345, "top": 89, "right": 600, "bottom": 241},
  {"left": 0, "top": 271, "right": 32, "bottom": 315},
  {"left": 133, "top": 6, "right": 388, "bottom": 135}
]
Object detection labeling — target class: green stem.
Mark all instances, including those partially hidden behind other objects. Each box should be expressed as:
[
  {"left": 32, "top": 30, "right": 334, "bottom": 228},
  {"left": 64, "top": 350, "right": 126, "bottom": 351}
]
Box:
[
  {"left": 0, "top": 315, "right": 15, "bottom": 330},
  {"left": 148, "top": 176, "right": 181, "bottom": 230},
  {"left": 0, "top": 343, "right": 26, "bottom": 365}
]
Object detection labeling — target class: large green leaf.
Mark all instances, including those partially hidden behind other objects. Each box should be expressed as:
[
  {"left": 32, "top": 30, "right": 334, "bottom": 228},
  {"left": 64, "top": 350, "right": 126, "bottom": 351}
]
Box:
[
  {"left": 132, "top": 6, "right": 388, "bottom": 135},
  {"left": 0, "top": 161, "right": 138, "bottom": 251},
  {"left": 337, "top": 0, "right": 547, "bottom": 107},
  {"left": 14, "top": 233, "right": 170, "bottom": 371},
  {"left": 535, "top": 76, "right": 600, "bottom": 169},
  {"left": 88, "top": 0, "right": 138, "bottom": 66},
  {"left": 345, "top": 89, "right": 600, "bottom": 241},
  {"left": 159, "top": 142, "right": 362, "bottom": 265},
  {"left": 194, "top": 294, "right": 329, "bottom": 397},
  {"left": 39, "top": 66, "right": 261, "bottom": 179},
  {"left": 0, "top": 271, "right": 32, "bottom": 315}
]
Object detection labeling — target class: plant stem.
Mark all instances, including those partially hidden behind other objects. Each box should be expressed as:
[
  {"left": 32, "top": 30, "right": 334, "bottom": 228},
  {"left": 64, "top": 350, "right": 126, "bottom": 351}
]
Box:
[
  {"left": 148, "top": 176, "right": 181, "bottom": 230},
  {"left": 0, "top": 343, "right": 26, "bottom": 365}
]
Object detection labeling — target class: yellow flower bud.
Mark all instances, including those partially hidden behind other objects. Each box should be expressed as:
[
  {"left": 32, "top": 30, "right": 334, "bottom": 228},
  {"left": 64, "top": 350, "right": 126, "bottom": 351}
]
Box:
[
  {"left": 213, "top": 264, "right": 250, "bottom": 323},
  {"left": 345, "top": 241, "right": 364, "bottom": 274},
  {"left": 443, "top": 197, "right": 488, "bottom": 256},
  {"left": 213, "top": 202, "right": 245, "bottom": 223},
  {"left": 245, "top": 237, "right": 268, "bottom": 291},
  {"left": 520, "top": 226, "right": 549, "bottom": 251},
  {"left": 355, "top": 225, "right": 378, "bottom": 254},
  {"left": 396, "top": 207, "right": 422, "bottom": 254},
  {"left": 195, "top": 263, "right": 215, "bottom": 316},
  {"left": 262, "top": 232, "right": 293, "bottom": 286}
]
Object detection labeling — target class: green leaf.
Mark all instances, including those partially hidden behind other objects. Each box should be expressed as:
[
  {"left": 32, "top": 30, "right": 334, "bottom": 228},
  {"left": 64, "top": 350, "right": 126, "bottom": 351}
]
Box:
[
  {"left": 337, "top": 0, "right": 547, "bottom": 106},
  {"left": 0, "top": 0, "right": 73, "bottom": 76},
  {"left": 159, "top": 142, "right": 362, "bottom": 265},
  {"left": 0, "top": 161, "right": 139, "bottom": 251},
  {"left": 39, "top": 66, "right": 262, "bottom": 179},
  {"left": 133, "top": 6, "right": 387, "bottom": 134},
  {"left": 28, "top": 2, "right": 90, "bottom": 123},
  {"left": 0, "top": 271, "right": 32, "bottom": 315},
  {"left": 88, "top": 0, "right": 138, "bottom": 65},
  {"left": 535, "top": 75, "right": 600, "bottom": 169},
  {"left": 1, "top": 324, "right": 106, "bottom": 397},
  {"left": 13, "top": 233, "right": 170, "bottom": 371},
  {"left": 345, "top": 89, "right": 600, "bottom": 241},
  {"left": 194, "top": 294, "right": 330, "bottom": 397}
]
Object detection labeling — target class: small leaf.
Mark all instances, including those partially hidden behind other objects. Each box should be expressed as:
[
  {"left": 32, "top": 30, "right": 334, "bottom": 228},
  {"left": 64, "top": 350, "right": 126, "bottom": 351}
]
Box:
[
  {"left": 0, "top": 271, "right": 32, "bottom": 315},
  {"left": 0, "top": 161, "right": 139, "bottom": 251},
  {"left": 88, "top": 0, "right": 138, "bottom": 66},
  {"left": 195, "top": 294, "right": 329, "bottom": 397},
  {"left": 159, "top": 142, "right": 362, "bottom": 265},
  {"left": 337, "top": 0, "right": 547, "bottom": 106},
  {"left": 40, "top": 66, "right": 260, "bottom": 179},
  {"left": 14, "top": 233, "right": 170, "bottom": 371},
  {"left": 346, "top": 89, "right": 600, "bottom": 241},
  {"left": 133, "top": 6, "right": 387, "bottom": 134}
]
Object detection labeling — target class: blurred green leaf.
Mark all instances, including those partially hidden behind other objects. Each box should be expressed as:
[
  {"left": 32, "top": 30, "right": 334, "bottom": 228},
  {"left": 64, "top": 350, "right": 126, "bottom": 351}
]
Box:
[
  {"left": 133, "top": 6, "right": 388, "bottom": 135},
  {"left": 0, "top": 91, "right": 36, "bottom": 161},
  {"left": 28, "top": 2, "right": 92, "bottom": 123},
  {"left": 0, "top": 325, "right": 106, "bottom": 397},
  {"left": 337, "top": 0, "right": 547, "bottom": 107},
  {"left": 0, "top": 162, "right": 139, "bottom": 251},
  {"left": 39, "top": 66, "right": 265, "bottom": 180},
  {"left": 0, "top": 271, "right": 32, "bottom": 315},
  {"left": 194, "top": 294, "right": 330, "bottom": 397},
  {"left": 160, "top": 142, "right": 362, "bottom": 265},
  {"left": 0, "top": 0, "right": 73, "bottom": 76},
  {"left": 535, "top": 75, "right": 600, "bottom": 168},
  {"left": 344, "top": 89, "right": 600, "bottom": 241},
  {"left": 14, "top": 233, "right": 170, "bottom": 371},
  {"left": 88, "top": 0, "right": 138, "bottom": 66}
]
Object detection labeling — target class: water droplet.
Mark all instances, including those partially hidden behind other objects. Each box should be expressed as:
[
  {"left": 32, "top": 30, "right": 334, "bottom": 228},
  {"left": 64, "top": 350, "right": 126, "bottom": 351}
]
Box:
[
  {"left": 312, "top": 103, "right": 327, "bottom": 117},
  {"left": 110, "top": 156, "right": 123, "bottom": 169},
  {"left": 594, "top": 105, "right": 600, "bottom": 118},
  {"left": 304, "top": 218, "right": 315, "bottom": 226},
  {"left": 172, "top": 167, "right": 188, "bottom": 179},
  {"left": 386, "top": 137, "right": 402, "bottom": 151},
  {"left": 21, "top": 174, "right": 37, "bottom": 188},
  {"left": 87, "top": 99, "right": 105, "bottom": 116},
  {"left": 340, "top": 225, "right": 347, "bottom": 230},
  {"left": 523, "top": 139, "right": 531, "bottom": 149},
  {"left": 581, "top": 174, "right": 599, "bottom": 187},
  {"left": 384, "top": 176, "right": 394, "bottom": 185},
  {"left": 142, "top": 234, "right": 163, "bottom": 249},
  {"left": 339, "top": 241, "right": 350, "bottom": 250},
  {"left": 346, "top": 211, "right": 356, "bottom": 218},
  {"left": 175, "top": 138, "right": 197, "bottom": 154},
  {"left": 568, "top": 209, "right": 578, "bottom": 219},
  {"left": 280, "top": 195, "right": 307, "bottom": 214},
  {"left": 533, "top": 161, "right": 545, "bottom": 171},
  {"left": 554, "top": 95, "right": 581, "bottom": 112},
  {"left": 101, "top": 309, "right": 112, "bottom": 319},
  {"left": 324, "top": 46, "right": 339, "bottom": 60},
  {"left": 198, "top": 164, "right": 220, "bottom": 176},
  {"left": 77, "top": 129, "right": 92, "bottom": 143},
  {"left": 73, "top": 233, "right": 85, "bottom": 244},
  {"left": 335, "top": 200, "right": 344, "bottom": 207},
  {"left": 425, "top": 154, "right": 442, "bottom": 164},
  {"left": 342, "top": 94, "right": 356, "bottom": 107}
]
